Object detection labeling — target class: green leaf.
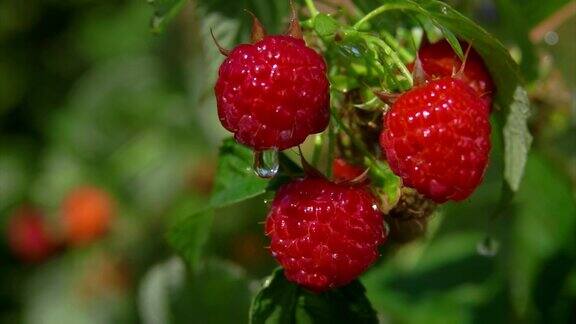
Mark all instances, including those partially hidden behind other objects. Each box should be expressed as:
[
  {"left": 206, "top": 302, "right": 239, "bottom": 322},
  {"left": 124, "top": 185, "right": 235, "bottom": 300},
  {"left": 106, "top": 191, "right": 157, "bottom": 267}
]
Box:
[
  {"left": 167, "top": 206, "right": 213, "bottom": 270},
  {"left": 503, "top": 87, "right": 533, "bottom": 191},
  {"left": 168, "top": 138, "right": 272, "bottom": 269},
  {"left": 249, "top": 269, "right": 299, "bottom": 324},
  {"left": 330, "top": 75, "right": 359, "bottom": 93},
  {"left": 508, "top": 153, "right": 576, "bottom": 317},
  {"left": 437, "top": 26, "right": 463, "bottom": 59},
  {"left": 148, "top": 0, "right": 188, "bottom": 34},
  {"left": 250, "top": 269, "right": 378, "bottom": 324},
  {"left": 313, "top": 14, "right": 340, "bottom": 37},
  {"left": 139, "top": 258, "right": 253, "bottom": 324},
  {"left": 366, "top": 158, "right": 402, "bottom": 207},
  {"left": 210, "top": 138, "right": 268, "bottom": 208},
  {"left": 174, "top": 259, "right": 253, "bottom": 323}
]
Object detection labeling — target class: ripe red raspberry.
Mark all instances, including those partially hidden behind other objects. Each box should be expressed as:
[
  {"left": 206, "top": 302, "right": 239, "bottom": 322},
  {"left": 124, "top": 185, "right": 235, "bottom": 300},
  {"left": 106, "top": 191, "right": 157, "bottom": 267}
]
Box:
[
  {"left": 265, "top": 178, "right": 385, "bottom": 292},
  {"left": 215, "top": 35, "right": 330, "bottom": 150},
  {"left": 7, "top": 207, "right": 55, "bottom": 263},
  {"left": 380, "top": 77, "right": 491, "bottom": 203},
  {"left": 411, "top": 39, "right": 494, "bottom": 107}
]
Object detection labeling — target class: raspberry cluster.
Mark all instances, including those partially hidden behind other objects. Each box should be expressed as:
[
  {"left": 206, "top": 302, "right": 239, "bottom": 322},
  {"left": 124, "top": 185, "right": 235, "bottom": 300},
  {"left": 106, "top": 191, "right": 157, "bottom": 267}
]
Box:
[{"left": 213, "top": 11, "right": 494, "bottom": 292}]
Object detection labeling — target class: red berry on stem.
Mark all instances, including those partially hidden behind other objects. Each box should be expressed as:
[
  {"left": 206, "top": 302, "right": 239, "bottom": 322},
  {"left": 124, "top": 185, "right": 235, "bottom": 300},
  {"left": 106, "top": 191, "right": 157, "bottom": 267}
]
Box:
[
  {"left": 215, "top": 35, "right": 330, "bottom": 150},
  {"left": 380, "top": 77, "right": 491, "bottom": 203},
  {"left": 7, "top": 207, "right": 55, "bottom": 263},
  {"left": 265, "top": 178, "right": 385, "bottom": 292},
  {"left": 412, "top": 39, "right": 494, "bottom": 107}
]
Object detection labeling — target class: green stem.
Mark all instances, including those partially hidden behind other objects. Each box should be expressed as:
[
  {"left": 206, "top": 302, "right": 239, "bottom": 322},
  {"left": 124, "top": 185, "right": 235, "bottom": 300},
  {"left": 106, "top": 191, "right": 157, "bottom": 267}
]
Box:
[
  {"left": 381, "top": 31, "right": 414, "bottom": 62},
  {"left": 311, "top": 134, "right": 323, "bottom": 167},
  {"left": 326, "top": 118, "right": 335, "bottom": 178},
  {"left": 304, "top": 0, "right": 319, "bottom": 17},
  {"left": 365, "top": 35, "right": 413, "bottom": 87},
  {"left": 329, "top": 107, "right": 376, "bottom": 164},
  {"left": 353, "top": 4, "right": 411, "bottom": 29}
]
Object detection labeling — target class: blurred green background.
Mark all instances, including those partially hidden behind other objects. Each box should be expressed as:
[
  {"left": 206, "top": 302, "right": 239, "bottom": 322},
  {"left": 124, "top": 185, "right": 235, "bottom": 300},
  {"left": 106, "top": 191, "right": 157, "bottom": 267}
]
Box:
[{"left": 0, "top": 0, "right": 574, "bottom": 323}]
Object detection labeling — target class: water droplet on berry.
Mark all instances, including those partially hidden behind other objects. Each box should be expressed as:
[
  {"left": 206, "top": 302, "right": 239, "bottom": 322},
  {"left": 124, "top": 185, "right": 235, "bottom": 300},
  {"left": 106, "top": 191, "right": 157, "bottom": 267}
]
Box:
[
  {"left": 253, "top": 149, "right": 279, "bottom": 178},
  {"left": 477, "top": 236, "right": 499, "bottom": 257}
]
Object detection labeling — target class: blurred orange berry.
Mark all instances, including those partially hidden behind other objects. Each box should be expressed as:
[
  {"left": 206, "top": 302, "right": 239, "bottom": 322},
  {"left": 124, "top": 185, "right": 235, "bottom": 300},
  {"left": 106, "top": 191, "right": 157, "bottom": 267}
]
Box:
[
  {"left": 7, "top": 207, "right": 55, "bottom": 263},
  {"left": 61, "top": 186, "right": 114, "bottom": 246}
]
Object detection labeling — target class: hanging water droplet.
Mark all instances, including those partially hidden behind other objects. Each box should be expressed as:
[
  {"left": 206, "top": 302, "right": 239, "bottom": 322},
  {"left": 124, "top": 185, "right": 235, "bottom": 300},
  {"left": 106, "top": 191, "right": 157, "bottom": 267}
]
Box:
[
  {"left": 253, "top": 149, "right": 279, "bottom": 178},
  {"left": 477, "top": 236, "right": 499, "bottom": 257},
  {"left": 440, "top": 5, "right": 448, "bottom": 14}
]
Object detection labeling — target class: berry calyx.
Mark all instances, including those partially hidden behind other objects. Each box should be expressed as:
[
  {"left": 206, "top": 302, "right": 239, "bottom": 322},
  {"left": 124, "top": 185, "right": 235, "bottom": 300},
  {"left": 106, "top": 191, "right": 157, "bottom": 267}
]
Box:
[
  {"left": 214, "top": 15, "right": 329, "bottom": 150},
  {"left": 412, "top": 39, "right": 494, "bottom": 107},
  {"left": 380, "top": 77, "right": 491, "bottom": 203},
  {"left": 7, "top": 207, "right": 55, "bottom": 263},
  {"left": 387, "top": 188, "right": 437, "bottom": 243},
  {"left": 61, "top": 186, "right": 114, "bottom": 246},
  {"left": 265, "top": 177, "right": 385, "bottom": 292}
]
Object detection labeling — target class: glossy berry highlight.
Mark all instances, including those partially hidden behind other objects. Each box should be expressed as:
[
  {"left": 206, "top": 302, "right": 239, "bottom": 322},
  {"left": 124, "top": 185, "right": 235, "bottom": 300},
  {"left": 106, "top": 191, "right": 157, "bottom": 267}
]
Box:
[
  {"left": 380, "top": 77, "right": 491, "bottom": 203},
  {"left": 265, "top": 178, "right": 385, "bottom": 292},
  {"left": 215, "top": 35, "right": 330, "bottom": 150}
]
